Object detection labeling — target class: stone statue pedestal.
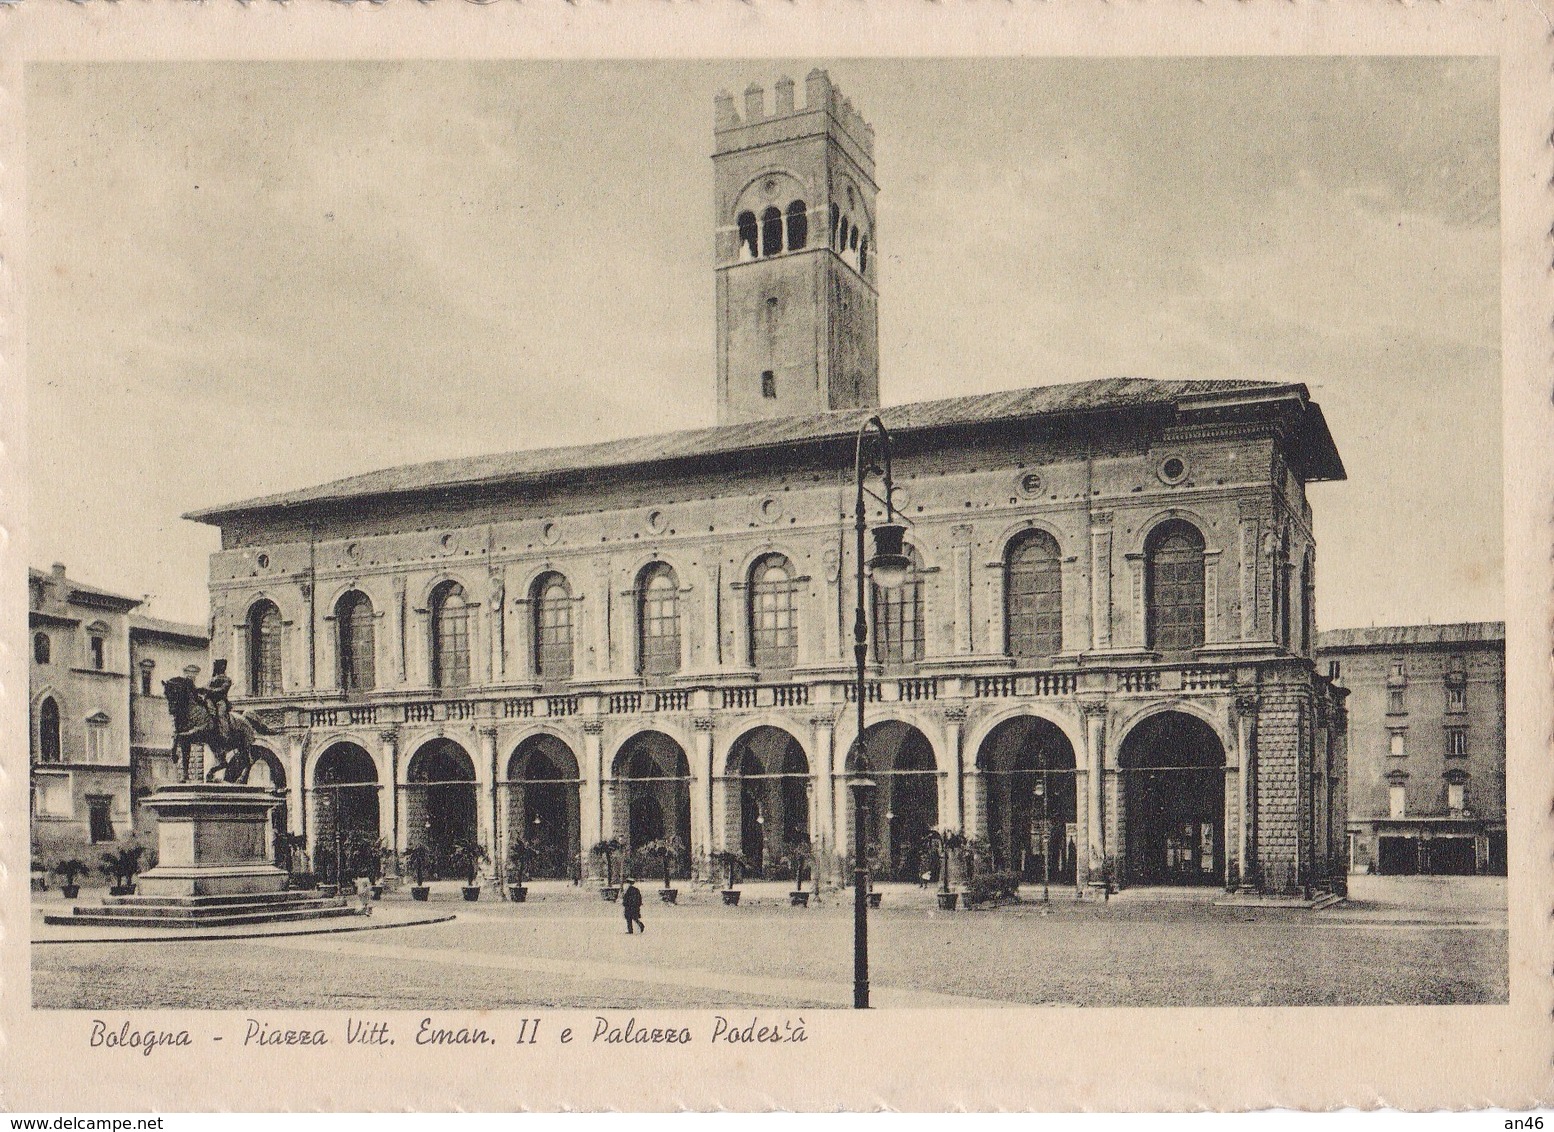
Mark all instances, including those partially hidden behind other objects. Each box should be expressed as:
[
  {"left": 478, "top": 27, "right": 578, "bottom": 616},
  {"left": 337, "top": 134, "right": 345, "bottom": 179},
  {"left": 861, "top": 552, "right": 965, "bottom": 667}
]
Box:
[{"left": 136, "top": 783, "right": 288, "bottom": 897}]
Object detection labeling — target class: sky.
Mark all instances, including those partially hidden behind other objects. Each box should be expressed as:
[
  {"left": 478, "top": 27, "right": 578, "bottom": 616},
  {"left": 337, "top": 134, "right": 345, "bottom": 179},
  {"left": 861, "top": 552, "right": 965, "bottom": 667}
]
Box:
[{"left": 25, "top": 58, "right": 1501, "bottom": 629}]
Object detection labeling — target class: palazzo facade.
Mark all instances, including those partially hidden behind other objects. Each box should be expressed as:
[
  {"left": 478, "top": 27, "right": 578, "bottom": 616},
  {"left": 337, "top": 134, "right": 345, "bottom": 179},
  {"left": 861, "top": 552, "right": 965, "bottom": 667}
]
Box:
[{"left": 188, "top": 72, "right": 1349, "bottom": 894}]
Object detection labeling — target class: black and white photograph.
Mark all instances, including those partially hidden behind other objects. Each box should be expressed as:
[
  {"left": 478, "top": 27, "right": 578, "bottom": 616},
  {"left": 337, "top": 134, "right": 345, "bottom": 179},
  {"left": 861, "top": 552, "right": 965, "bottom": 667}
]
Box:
[{"left": 5, "top": 6, "right": 1550, "bottom": 1113}]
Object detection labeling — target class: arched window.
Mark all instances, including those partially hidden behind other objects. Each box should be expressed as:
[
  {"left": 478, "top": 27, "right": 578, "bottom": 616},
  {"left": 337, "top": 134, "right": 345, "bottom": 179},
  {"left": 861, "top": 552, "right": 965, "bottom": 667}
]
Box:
[
  {"left": 829, "top": 202, "right": 841, "bottom": 248},
  {"left": 760, "top": 206, "right": 783, "bottom": 257},
  {"left": 1006, "top": 529, "right": 1063, "bottom": 660},
  {"left": 90, "top": 635, "right": 105, "bottom": 670},
  {"left": 785, "top": 201, "right": 808, "bottom": 251},
  {"left": 859, "top": 236, "right": 869, "bottom": 274},
  {"left": 247, "top": 600, "right": 283, "bottom": 696},
  {"left": 33, "top": 632, "right": 49, "bottom": 665},
  {"left": 534, "top": 574, "right": 574, "bottom": 682},
  {"left": 38, "top": 697, "right": 60, "bottom": 763},
  {"left": 638, "top": 564, "right": 680, "bottom": 677},
  {"left": 749, "top": 555, "right": 798, "bottom": 670},
  {"left": 336, "top": 590, "right": 376, "bottom": 692},
  {"left": 430, "top": 582, "right": 470, "bottom": 689},
  {"left": 873, "top": 544, "right": 923, "bottom": 665},
  {"left": 837, "top": 215, "right": 850, "bottom": 252},
  {"left": 736, "top": 211, "right": 758, "bottom": 260},
  {"left": 1146, "top": 520, "right": 1206, "bottom": 653}
]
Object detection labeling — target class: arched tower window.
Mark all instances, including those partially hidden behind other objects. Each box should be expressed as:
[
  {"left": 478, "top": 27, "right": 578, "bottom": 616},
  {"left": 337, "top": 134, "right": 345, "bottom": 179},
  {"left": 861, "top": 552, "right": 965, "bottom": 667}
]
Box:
[
  {"left": 247, "top": 600, "right": 283, "bottom": 696},
  {"left": 1146, "top": 520, "right": 1206, "bottom": 653},
  {"left": 760, "top": 206, "right": 784, "bottom": 258},
  {"left": 33, "top": 632, "right": 50, "bottom": 665},
  {"left": 859, "top": 236, "right": 869, "bottom": 274},
  {"left": 736, "top": 211, "right": 758, "bottom": 261},
  {"left": 638, "top": 564, "right": 680, "bottom": 677},
  {"left": 829, "top": 202, "right": 841, "bottom": 248},
  {"left": 38, "top": 697, "right": 60, "bottom": 763},
  {"left": 872, "top": 544, "right": 923, "bottom": 665},
  {"left": 336, "top": 590, "right": 376, "bottom": 692},
  {"left": 785, "top": 201, "right": 808, "bottom": 251},
  {"left": 430, "top": 582, "right": 470, "bottom": 690},
  {"left": 1006, "top": 530, "right": 1063, "bottom": 660},
  {"left": 749, "top": 554, "right": 798, "bottom": 670},
  {"left": 534, "top": 574, "right": 574, "bottom": 682}
]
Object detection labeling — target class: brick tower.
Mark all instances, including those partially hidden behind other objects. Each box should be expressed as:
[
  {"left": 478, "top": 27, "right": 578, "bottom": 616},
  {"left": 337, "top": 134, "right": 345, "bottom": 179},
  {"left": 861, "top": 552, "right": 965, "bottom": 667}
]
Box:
[{"left": 713, "top": 70, "right": 880, "bottom": 425}]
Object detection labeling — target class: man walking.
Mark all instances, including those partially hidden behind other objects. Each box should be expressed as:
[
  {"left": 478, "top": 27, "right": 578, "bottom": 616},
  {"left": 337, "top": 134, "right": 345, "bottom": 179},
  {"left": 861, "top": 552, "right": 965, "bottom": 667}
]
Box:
[{"left": 622, "top": 877, "right": 645, "bottom": 935}]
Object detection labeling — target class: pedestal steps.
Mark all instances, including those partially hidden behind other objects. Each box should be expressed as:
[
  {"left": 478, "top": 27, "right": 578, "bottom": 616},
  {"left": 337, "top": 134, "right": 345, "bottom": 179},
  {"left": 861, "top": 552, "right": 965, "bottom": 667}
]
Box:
[{"left": 44, "top": 890, "right": 358, "bottom": 929}]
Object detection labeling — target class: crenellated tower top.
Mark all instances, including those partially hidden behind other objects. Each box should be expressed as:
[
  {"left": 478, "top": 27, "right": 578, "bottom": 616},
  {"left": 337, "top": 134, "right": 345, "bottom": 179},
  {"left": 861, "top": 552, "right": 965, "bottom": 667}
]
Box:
[{"left": 712, "top": 70, "right": 880, "bottom": 426}]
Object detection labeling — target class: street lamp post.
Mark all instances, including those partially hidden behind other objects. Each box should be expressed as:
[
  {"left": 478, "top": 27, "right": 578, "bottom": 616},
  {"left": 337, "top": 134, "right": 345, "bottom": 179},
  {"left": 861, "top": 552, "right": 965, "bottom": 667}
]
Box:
[{"left": 850, "top": 415, "right": 913, "bottom": 1010}]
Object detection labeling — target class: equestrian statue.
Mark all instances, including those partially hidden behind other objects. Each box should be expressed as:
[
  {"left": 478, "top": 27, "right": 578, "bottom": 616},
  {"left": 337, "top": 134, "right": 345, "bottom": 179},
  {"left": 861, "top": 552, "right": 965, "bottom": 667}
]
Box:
[{"left": 162, "top": 660, "right": 279, "bottom": 784}]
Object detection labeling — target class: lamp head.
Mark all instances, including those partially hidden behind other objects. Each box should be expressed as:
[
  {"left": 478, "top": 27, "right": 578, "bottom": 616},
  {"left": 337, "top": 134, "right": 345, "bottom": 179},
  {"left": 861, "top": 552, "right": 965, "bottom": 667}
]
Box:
[{"left": 867, "top": 523, "right": 912, "bottom": 590}]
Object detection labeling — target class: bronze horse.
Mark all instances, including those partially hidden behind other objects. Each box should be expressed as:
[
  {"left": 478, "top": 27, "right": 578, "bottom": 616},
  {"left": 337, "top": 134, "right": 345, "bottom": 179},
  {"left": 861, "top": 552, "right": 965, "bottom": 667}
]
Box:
[{"left": 162, "top": 676, "right": 278, "bottom": 784}]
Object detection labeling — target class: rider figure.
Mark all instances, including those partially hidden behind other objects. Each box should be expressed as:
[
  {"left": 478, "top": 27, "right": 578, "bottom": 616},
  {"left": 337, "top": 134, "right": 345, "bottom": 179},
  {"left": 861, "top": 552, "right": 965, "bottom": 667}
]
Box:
[{"left": 205, "top": 659, "right": 234, "bottom": 744}]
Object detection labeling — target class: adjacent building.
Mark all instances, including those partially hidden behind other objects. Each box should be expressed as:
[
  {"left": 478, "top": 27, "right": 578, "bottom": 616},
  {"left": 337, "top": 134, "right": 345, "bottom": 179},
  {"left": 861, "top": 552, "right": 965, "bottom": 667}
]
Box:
[
  {"left": 129, "top": 614, "right": 213, "bottom": 821},
  {"left": 29, "top": 563, "right": 211, "bottom": 865},
  {"left": 185, "top": 71, "right": 1349, "bottom": 895},
  {"left": 1320, "top": 623, "right": 1506, "bottom": 876}
]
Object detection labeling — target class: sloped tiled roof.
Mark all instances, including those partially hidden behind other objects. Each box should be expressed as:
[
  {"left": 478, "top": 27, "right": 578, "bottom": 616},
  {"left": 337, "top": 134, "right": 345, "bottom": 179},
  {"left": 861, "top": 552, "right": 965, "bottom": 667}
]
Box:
[
  {"left": 1317, "top": 622, "right": 1505, "bottom": 650},
  {"left": 187, "top": 376, "right": 1342, "bottom": 523},
  {"left": 28, "top": 566, "right": 141, "bottom": 610},
  {"left": 130, "top": 614, "right": 209, "bottom": 643}
]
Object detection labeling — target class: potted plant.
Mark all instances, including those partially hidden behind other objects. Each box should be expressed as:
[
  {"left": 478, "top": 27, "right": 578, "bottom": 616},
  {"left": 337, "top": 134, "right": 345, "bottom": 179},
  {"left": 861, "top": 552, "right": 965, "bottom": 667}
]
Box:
[
  {"left": 926, "top": 828, "right": 966, "bottom": 911},
  {"left": 591, "top": 838, "right": 623, "bottom": 901},
  {"left": 779, "top": 840, "right": 816, "bottom": 907},
  {"left": 54, "top": 857, "right": 89, "bottom": 900},
  {"left": 642, "top": 836, "right": 685, "bottom": 904},
  {"left": 451, "top": 838, "right": 490, "bottom": 901},
  {"left": 507, "top": 834, "right": 539, "bottom": 902},
  {"left": 711, "top": 850, "right": 747, "bottom": 905},
  {"left": 98, "top": 846, "right": 144, "bottom": 896},
  {"left": 405, "top": 843, "right": 433, "bottom": 901}
]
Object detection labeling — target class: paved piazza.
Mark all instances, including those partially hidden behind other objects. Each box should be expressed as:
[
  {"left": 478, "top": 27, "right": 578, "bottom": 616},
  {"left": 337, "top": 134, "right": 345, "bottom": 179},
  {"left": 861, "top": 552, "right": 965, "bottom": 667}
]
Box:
[{"left": 32, "top": 876, "right": 1506, "bottom": 1011}]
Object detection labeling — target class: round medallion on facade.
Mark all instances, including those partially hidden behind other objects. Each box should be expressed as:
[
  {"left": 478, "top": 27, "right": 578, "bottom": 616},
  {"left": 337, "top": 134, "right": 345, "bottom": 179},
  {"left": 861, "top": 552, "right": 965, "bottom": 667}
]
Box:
[
  {"left": 439, "top": 532, "right": 459, "bottom": 554},
  {"left": 1156, "top": 456, "right": 1190, "bottom": 486},
  {"left": 255, "top": 553, "right": 270, "bottom": 570},
  {"left": 757, "top": 497, "right": 782, "bottom": 524},
  {"left": 1017, "top": 471, "right": 1044, "bottom": 498},
  {"left": 541, "top": 521, "right": 561, "bottom": 546},
  {"left": 345, "top": 542, "right": 362, "bottom": 562},
  {"left": 646, "top": 509, "right": 668, "bottom": 535}
]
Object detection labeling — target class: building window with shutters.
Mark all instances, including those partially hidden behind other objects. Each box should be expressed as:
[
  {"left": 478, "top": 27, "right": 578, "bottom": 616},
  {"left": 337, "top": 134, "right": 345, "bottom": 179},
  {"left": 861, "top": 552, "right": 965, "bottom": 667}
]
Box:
[
  {"left": 247, "top": 600, "right": 283, "bottom": 696},
  {"left": 86, "top": 716, "right": 109, "bottom": 763},
  {"left": 749, "top": 554, "right": 798, "bottom": 670},
  {"left": 534, "top": 574, "right": 574, "bottom": 682},
  {"left": 336, "top": 590, "right": 376, "bottom": 692},
  {"left": 638, "top": 564, "right": 681, "bottom": 677},
  {"left": 1005, "top": 529, "right": 1062, "bottom": 660},
  {"left": 1145, "top": 520, "right": 1205, "bottom": 653},
  {"left": 139, "top": 660, "right": 155, "bottom": 696},
  {"left": 90, "top": 635, "right": 105, "bottom": 671},
  {"left": 430, "top": 581, "right": 471, "bottom": 689},
  {"left": 873, "top": 544, "right": 923, "bottom": 665},
  {"left": 1446, "top": 728, "right": 1467, "bottom": 759},
  {"left": 33, "top": 632, "right": 50, "bottom": 665}
]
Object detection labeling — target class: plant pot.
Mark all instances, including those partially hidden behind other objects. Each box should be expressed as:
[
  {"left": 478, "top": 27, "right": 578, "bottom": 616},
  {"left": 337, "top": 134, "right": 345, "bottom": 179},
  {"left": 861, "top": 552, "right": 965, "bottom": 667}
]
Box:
[
  {"left": 318, "top": 883, "right": 339, "bottom": 898},
  {"left": 658, "top": 888, "right": 678, "bottom": 904},
  {"left": 369, "top": 885, "right": 384, "bottom": 900},
  {"left": 109, "top": 885, "right": 136, "bottom": 897},
  {"left": 936, "top": 891, "right": 959, "bottom": 911},
  {"left": 508, "top": 885, "right": 528, "bottom": 903},
  {"left": 61, "top": 884, "right": 80, "bottom": 899},
  {"left": 411, "top": 885, "right": 430, "bottom": 901},
  {"left": 461, "top": 885, "right": 481, "bottom": 902},
  {"left": 866, "top": 892, "right": 882, "bottom": 909},
  {"left": 789, "top": 891, "right": 810, "bottom": 907},
  {"left": 601, "top": 886, "right": 620, "bottom": 902},
  {"left": 721, "top": 889, "right": 741, "bottom": 906}
]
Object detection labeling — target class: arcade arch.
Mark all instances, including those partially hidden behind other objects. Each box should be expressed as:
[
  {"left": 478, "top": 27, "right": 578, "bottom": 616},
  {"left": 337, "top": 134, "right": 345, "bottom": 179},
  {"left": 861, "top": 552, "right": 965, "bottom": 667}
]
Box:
[
  {"left": 407, "top": 739, "right": 478, "bottom": 879},
  {"left": 844, "top": 721, "right": 939, "bottom": 881},
  {"left": 612, "top": 732, "right": 692, "bottom": 878},
  {"left": 976, "top": 716, "right": 1078, "bottom": 884},
  {"left": 1117, "top": 711, "right": 1226, "bottom": 886},
  {"left": 723, "top": 726, "right": 810, "bottom": 878},
  {"left": 506, "top": 734, "right": 582, "bottom": 879}
]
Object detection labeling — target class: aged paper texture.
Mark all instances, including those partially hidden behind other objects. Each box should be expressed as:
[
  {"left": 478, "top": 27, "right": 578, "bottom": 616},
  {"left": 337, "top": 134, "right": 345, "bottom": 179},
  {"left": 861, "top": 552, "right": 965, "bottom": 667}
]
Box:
[{"left": 2, "top": 0, "right": 1551, "bottom": 1113}]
